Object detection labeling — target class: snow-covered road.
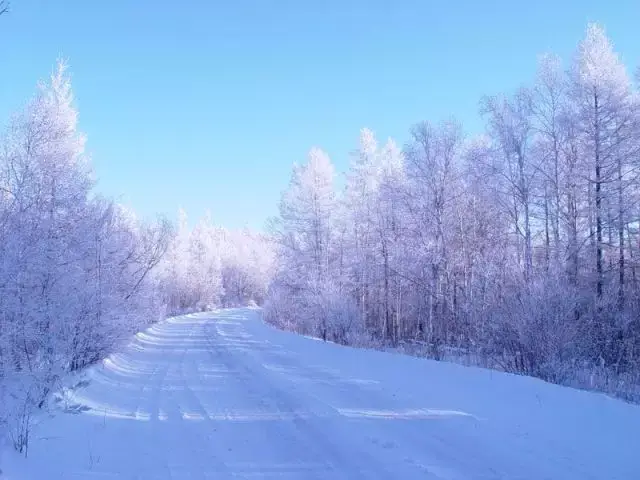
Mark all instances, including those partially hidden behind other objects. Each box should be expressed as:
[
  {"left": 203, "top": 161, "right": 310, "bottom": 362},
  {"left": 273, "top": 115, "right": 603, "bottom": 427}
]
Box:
[{"left": 3, "top": 308, "right": 640, "bottom": 479}]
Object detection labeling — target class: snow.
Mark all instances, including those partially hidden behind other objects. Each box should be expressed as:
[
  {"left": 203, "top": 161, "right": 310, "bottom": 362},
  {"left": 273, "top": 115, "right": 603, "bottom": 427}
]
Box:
[{"left": 2, "top": 307, "right": 639, "bottom": 479}]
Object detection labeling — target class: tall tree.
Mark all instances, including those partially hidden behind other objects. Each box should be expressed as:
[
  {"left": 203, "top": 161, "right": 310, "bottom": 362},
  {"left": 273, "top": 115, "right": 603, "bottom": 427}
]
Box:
[
  {"left": 403, "top": 120, "right": 463, "bottom": 346},
  {"left": 532, "top": 54, "right": 566, "bottom": 269},
  {"left": 481, "top": 90, "right": 536, "bottom": 284},
  {"left": 269, "top": 148, "right": 339, "bottom": 338},
  {"left": 570, "top": 23, "right": 635, "bottom": 301}
]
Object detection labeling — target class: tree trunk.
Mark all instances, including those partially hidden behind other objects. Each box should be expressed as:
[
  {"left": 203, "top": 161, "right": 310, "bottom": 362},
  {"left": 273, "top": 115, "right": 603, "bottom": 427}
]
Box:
[
  {"left": 617, "top": 153, "right": 624, "bottom": 309},
  {"left": 544, "top": 184, "right": 550, "bottom": 271},
  {"left": 594, "top": 90, "right": 603, "bottom": 299},
  {"left": 553, "top": 135, "right": 561, "bottom": 264},
  {"left": 626, "top": 225, "right": 637, "bottom": 288},
  {"left": 518, "top": 149, "right": 532, "bottom": 284}
]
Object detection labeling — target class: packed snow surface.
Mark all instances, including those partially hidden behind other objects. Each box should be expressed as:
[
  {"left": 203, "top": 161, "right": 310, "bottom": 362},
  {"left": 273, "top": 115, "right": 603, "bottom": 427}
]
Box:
[{"left": 2, "top": 308, "right": 639, "bottom": 479}]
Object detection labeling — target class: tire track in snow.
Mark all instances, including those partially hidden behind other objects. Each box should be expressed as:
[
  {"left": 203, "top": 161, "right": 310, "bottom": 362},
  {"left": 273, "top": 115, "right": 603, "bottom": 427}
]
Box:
[
  {"left": 171, "top": 317, "right": 231, "bottom": 478},
  {"left": 204, "top": 316, "right": 401, "bottom": 480},
  {"left": 146, "top": 325, "right": 178, "bottom": 480},
  {"left": 202, "top": 320, "right": 339, "bottom": 479}
]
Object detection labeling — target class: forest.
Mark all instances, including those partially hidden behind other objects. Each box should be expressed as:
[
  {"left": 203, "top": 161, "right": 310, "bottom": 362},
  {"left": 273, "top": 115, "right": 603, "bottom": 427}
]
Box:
[
  {"left": 1, "top": 20, "right": 639, "bottom": 454},
  {"left": 264, "top": 23, "right": 640, "bottom": 403}
]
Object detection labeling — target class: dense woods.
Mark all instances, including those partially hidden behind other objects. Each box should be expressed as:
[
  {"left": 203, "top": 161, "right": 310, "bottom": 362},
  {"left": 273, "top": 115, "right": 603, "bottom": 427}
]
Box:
[{"left": 264, "top": 24, "right": 640, "bottom": 402}]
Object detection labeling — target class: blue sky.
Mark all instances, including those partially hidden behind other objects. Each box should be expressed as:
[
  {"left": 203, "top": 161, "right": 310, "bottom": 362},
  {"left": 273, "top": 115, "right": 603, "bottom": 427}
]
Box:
[{"left": 1, "top": 0, "right": 639, "bottom": 230}]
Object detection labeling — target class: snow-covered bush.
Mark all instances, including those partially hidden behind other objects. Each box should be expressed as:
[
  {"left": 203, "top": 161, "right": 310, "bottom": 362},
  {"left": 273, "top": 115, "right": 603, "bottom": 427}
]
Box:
[{"left": 302, "top": 279, "right": 361, "bottom": 344}]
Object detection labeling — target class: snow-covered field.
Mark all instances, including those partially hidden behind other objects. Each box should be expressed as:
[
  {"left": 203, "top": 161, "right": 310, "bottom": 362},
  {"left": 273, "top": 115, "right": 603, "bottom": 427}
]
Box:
[{"left": 1, "top": 307, "right": 639, "bottom": 479}]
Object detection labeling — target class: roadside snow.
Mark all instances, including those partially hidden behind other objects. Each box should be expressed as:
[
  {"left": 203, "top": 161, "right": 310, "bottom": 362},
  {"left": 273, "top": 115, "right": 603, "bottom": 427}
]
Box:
[{"left": 1, "top": 308, "right": 639, "bottom": 479}]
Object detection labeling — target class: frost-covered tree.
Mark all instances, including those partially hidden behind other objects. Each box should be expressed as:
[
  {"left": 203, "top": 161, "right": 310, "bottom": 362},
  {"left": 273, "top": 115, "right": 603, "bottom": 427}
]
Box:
[
  {"left": 278, "top": 147, "right": 336, "bottom": 284},
  {"left": 188, "top": 213, "right": 224, "bottom": 309},
  {"left": 403, "top": 120, "right": 466, "bottom": 349},
  {"left": 0, "top": 62, "right": 171, "bottom": 453},
  {"left": 157, "top": 210, "right": 274, "bottom": 313},
  {"left": 220, "top": 228, "right": 275, "bottom": 306},
  {"left": 531, "top": 54, "right": 567, "bottom": 269},
  {"left": 480, "top": 90, "right": 537, "bottom": 283},
  {"left": 263, "top": 23, "right": 640, "bottom": 402},
  {"left": 341, "top": 129, "right": 407, "bottom": 343},
  {"left": 570, "top": 23, "right": 636, "bottom": 300},
  {"left": 266, "top": 147, "right": 360, "bottom": 341}
]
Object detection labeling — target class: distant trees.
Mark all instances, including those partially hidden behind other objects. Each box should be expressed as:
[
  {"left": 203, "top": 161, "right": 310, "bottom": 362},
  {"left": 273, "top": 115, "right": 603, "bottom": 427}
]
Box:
[
  {"left": 158, "top": 209, "right": 274, "bottom": 315},
  {"left": 219, "top": 228, "right": 275, "bottom": 307},
  {"left": 265, "top": 23, "right": 640, "bottom": 402}
]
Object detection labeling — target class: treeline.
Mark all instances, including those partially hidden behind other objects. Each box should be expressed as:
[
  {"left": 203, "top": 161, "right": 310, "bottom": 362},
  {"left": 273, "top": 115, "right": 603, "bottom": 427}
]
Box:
[
  {"left": 0, "top": 63, "right": 172, "bottom": 451},
  {"left": 159, "top": 209, "right": 274, "bottom": 313},
  {"left": 265, "top": 24, "right": 640, "bottom": 402},
  {"left": 0, "top": 63, "right": 273, "bottom": 453}
]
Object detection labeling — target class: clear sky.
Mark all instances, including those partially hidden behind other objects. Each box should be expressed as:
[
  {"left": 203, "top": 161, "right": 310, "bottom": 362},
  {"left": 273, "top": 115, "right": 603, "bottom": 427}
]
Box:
[{"left": 1, "top": 1, "right": 639, "bottom": 230}]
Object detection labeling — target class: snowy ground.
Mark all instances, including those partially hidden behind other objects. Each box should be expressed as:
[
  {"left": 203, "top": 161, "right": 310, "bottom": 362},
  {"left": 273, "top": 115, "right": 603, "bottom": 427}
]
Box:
[{"left": 1, "top": 308, "right": 639, "bottom": 479}]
